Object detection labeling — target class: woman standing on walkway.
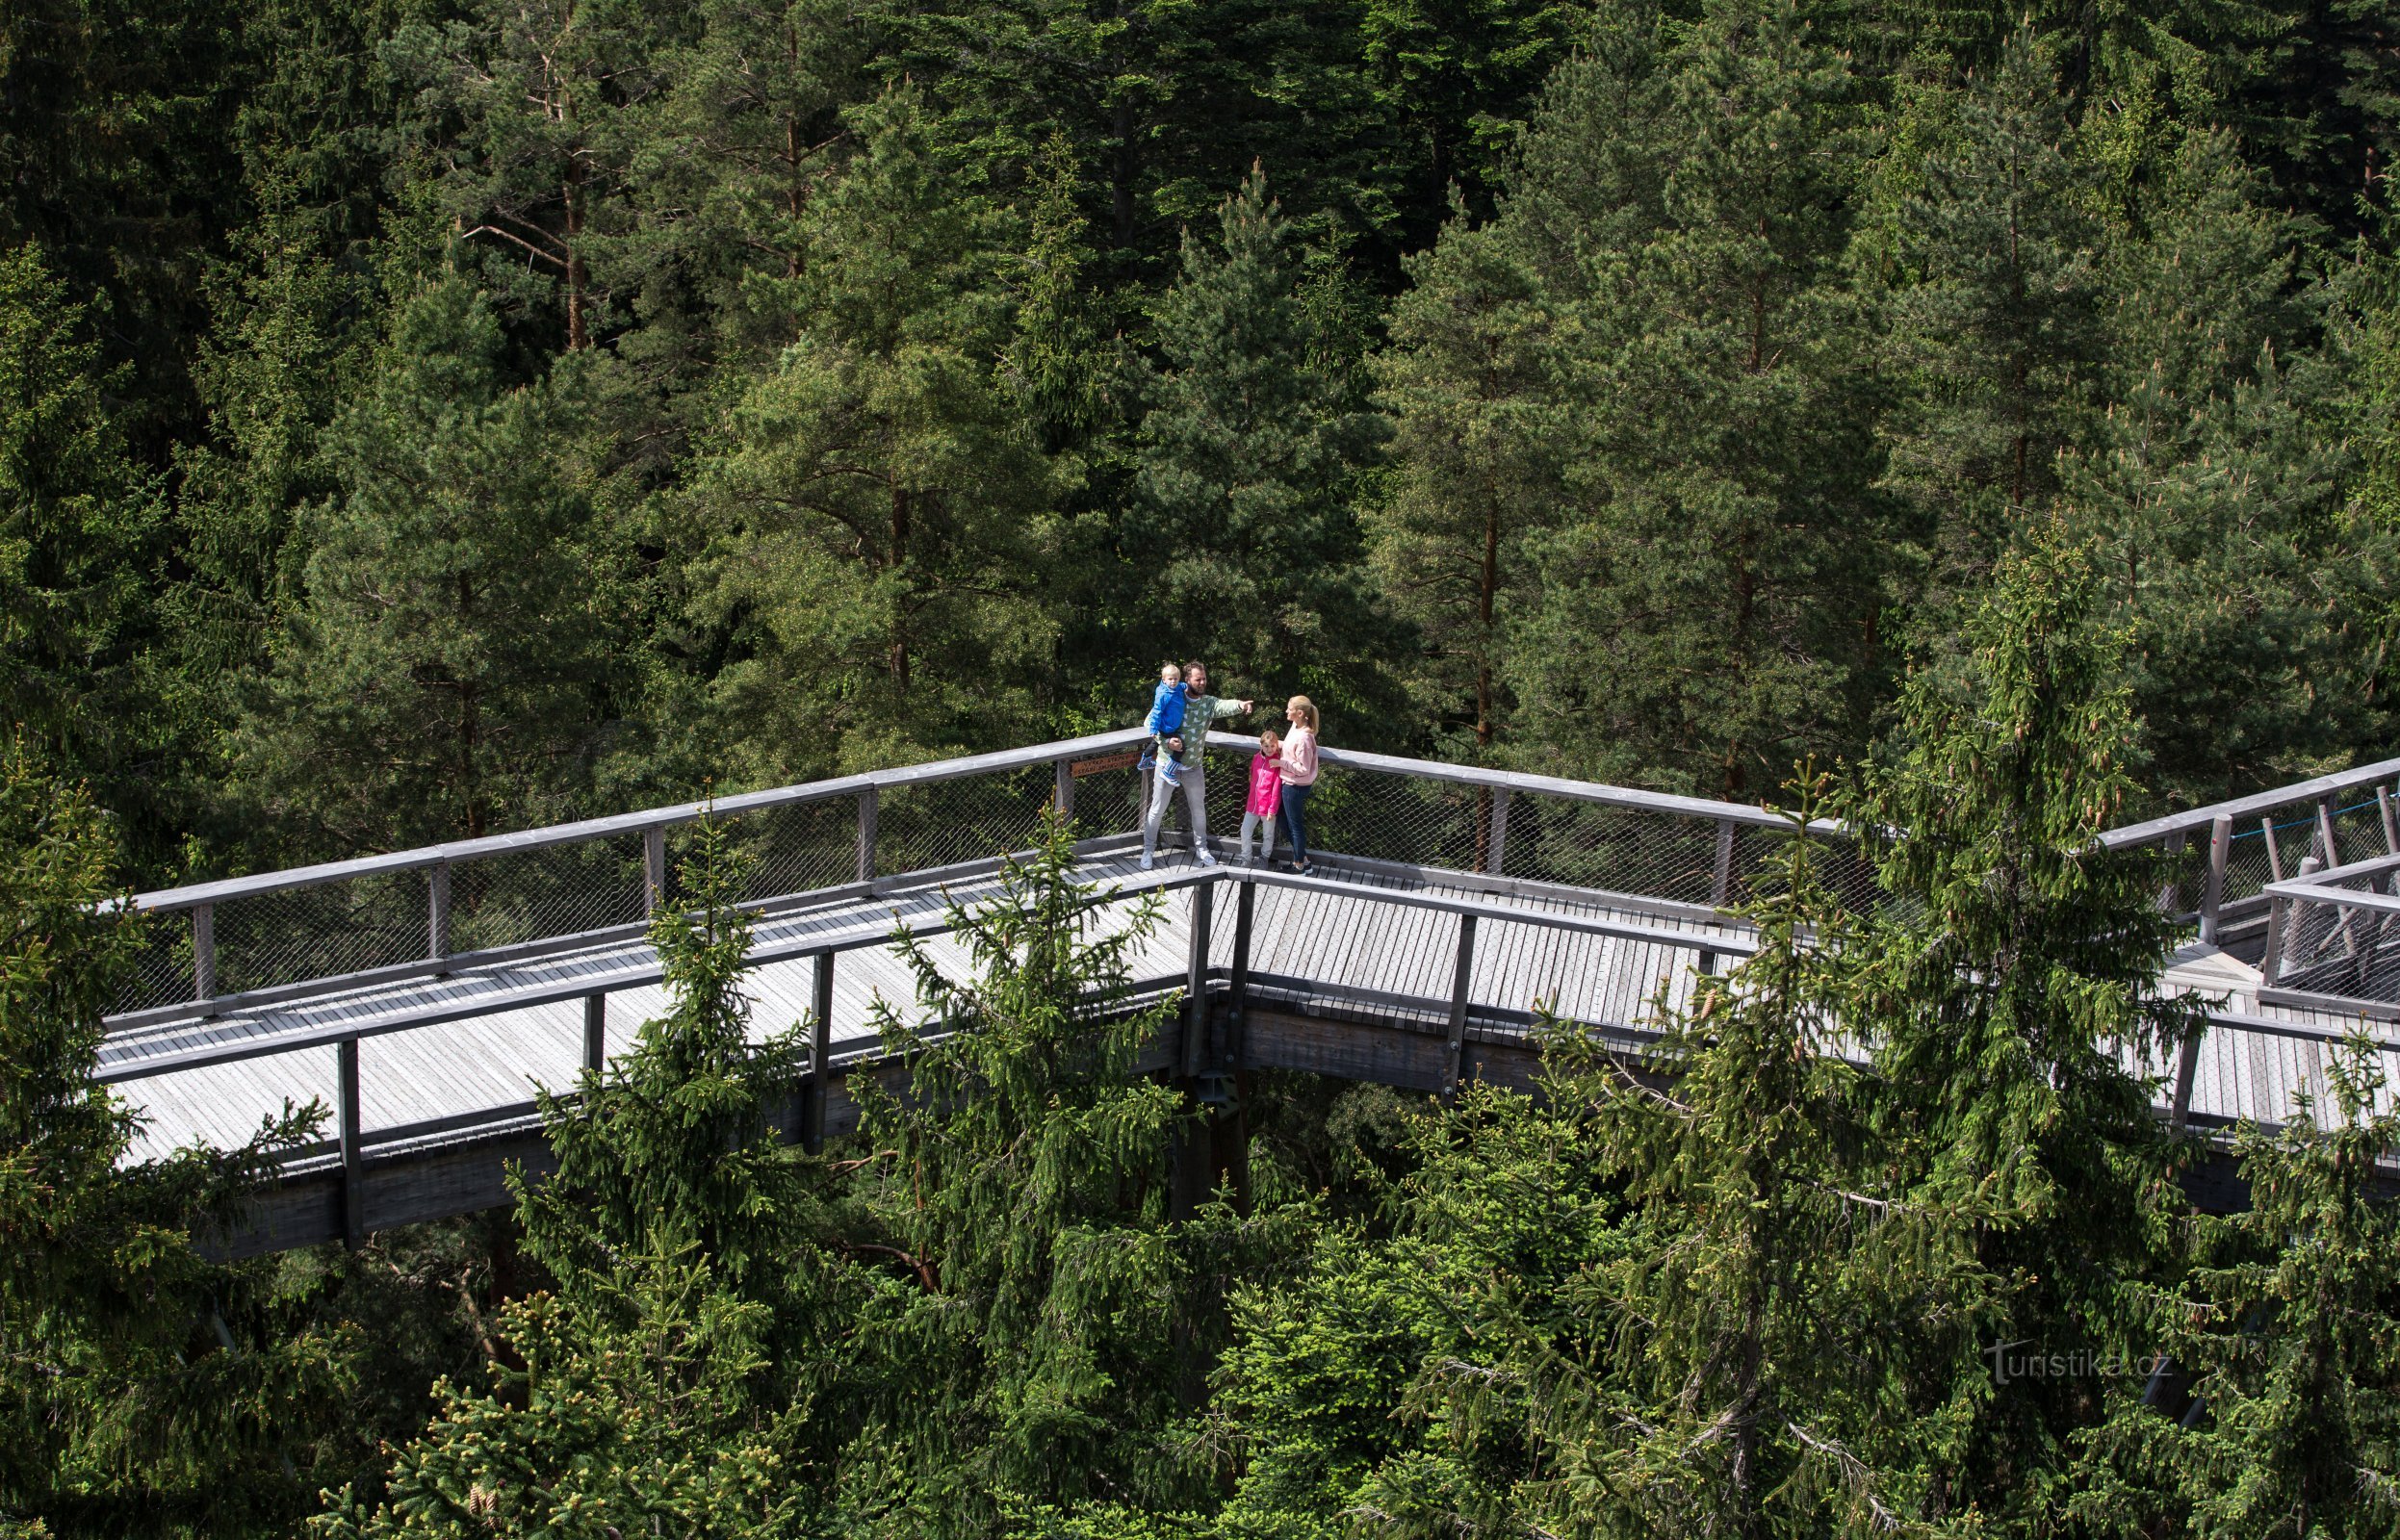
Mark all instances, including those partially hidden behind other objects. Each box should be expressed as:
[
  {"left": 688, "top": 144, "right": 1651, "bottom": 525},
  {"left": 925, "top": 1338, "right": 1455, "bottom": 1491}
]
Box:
[{"left": 1278, "top": 696, "right": 1320, "bottom": 876}]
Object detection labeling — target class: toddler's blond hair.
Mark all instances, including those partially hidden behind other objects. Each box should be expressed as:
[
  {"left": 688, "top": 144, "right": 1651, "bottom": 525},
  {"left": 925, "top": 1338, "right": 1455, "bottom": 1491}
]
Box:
[
  {"left": 1258, "top": 728, "right": 1282, "bottom": 755},
  {"left": 1159, "top": 662, "right": 1182, "bottom": 682}
]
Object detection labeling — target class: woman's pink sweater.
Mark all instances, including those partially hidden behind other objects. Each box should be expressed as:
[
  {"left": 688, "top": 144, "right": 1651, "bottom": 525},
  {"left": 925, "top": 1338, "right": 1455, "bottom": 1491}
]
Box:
[{"left": 1279, "top": 727, "right": 1319, "bottom": 785}]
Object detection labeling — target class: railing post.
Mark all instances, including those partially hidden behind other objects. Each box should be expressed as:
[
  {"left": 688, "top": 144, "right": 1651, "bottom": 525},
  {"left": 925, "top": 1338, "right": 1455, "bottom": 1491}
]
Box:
[
  {"left": 428, "top": 861, "right": 452, "bottom": 961},
  {"left": 2169, "top": 1019, "right": 2206, "bottom": 1131},
  {"left": 2316, "top": 797, "right": 2341, "bottom": 867},
  {"left": 337, "top": 1038, "right": 364, "bottom": 1251},
  {"left": 2199, "top": 813, "right": 2232, "bottom": 945},
  {"left": 192, "top": 904, "right": 216, "bottom": 1003},
  {"left": 2261, "top": 817, "right": 2284, "bottom": 883},
  {"left": 805, "top": 950, "right": 833, "bottom": 1154},
  {"left": 1054, "top": 757, "right": 1075, "bottom": 826},
  {"left": 582, "top": 994, "right": 606, "bottom": 1076},
  {"left": 643, "top": 828, "right": 666, "bottom": 916},
  {"left": 1484, "top": 788, "right": 1511, "bottom": 875},
  {"left": 856, "top": 787, "right": 878, "bottom": 884},
  {"left": 1443, "top": 913, "right": 1479, "bottom": 1100},
  {"left": 2157, "top": 829, "right": 2188, "bottom": 915},
  {"left": 1710, "top": 818, "right": 1738, "bottom": 907},
  {"left": 2381, "top": 785, "right": 2399, "bottom": 855}
]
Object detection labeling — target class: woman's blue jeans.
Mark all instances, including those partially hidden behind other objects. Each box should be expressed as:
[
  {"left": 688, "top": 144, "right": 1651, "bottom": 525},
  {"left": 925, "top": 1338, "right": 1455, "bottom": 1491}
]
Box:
[{"left": 1279, "top": 781, "right": 1314, "bottom": 866}]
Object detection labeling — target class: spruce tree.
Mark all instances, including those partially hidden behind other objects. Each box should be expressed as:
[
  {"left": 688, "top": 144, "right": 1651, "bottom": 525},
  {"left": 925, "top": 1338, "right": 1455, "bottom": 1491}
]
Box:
[
  {"left": 314, "top": 814, "right": 839, "bottom": 1539},
  {"left": 831, "top": 814, "right": 1249, "bottom": 1532},
  {"left": 2077, "top": 1031, "right": 2400, "bottom": 1539},
  {"left": 1845, "top": 526, "right": 2204, "bottom": 1527},
  {"left": 0, "top": 743, "right": 344, "bottom": 1538}
]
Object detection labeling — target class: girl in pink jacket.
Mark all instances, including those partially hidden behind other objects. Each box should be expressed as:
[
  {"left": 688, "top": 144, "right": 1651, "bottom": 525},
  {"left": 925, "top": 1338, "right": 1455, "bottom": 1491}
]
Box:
[{"left": 1239, "top": 730, "right": 1283, "bottom": 864}]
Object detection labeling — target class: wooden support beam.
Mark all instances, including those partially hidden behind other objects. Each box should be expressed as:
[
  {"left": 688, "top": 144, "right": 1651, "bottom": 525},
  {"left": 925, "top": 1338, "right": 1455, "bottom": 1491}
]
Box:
[
  {"left": 855, "top": 788, "right": 878, "bottom": 884},
  {"left": 643, "top": 828, "right": 666, "bottom": 916},
  {"left": 337, "top": 1039, "right": 364, "bottom": 1252},
  {"left": 2262, "top": 817, "right": 2284, "bottom": 883},
  {"left": 1710, "top": 818, "right": 1738, "bottom": 907},
  {"left": 1054, "top": 757, "right": 1075, "bottom": 825},
  {"left": 1483, "top": 787, "right": 1511, "bottom": 875},
  {"left": 2199, "top": 813, "right": 2232, "bottom": 945},
  {"left": 1228, "top": 880, "right": 1254, "bottom": 1064},
  {"left": 2382, "top": 786, "right": 2399, "bottom": 856},
  {"left": 1443, "top": 913, "right": 1479, "bottom": 1100},
  {"left": 805, "top": 951, "right": 833, "bottom": 1154},
  {"left": 193, "top": 903, "right": 216, "bottom": 1004},
  {"left": 2159, "top": 828, "right": 2188, "bottom": 913},
  {"left": 581, "top": 994, "right": 605, "bottom": 1076},
  {"left": 2317, "top": 797, "right": 2342, "bottom": 867},
  {"left": 428, "top": 862, "right": 452, "bottom": 962}
]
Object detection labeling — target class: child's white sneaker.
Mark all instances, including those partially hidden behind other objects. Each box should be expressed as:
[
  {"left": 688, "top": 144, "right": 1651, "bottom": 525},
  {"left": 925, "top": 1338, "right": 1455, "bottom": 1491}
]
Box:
[{"left": 1196, "top": 850, "right": 1217, "bottom": 867}]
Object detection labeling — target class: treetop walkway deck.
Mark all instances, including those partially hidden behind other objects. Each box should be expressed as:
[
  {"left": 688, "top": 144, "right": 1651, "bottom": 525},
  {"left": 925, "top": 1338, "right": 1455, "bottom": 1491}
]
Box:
[{"left": 93, "top": 730, "right": 2400, "bottom": 1254}]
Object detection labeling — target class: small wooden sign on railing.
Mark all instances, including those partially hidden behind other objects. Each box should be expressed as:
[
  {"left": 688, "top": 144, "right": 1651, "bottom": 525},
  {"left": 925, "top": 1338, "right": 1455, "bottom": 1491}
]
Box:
[{"left": 1070, "top": 750, "right": 1140, "bottom": 778}]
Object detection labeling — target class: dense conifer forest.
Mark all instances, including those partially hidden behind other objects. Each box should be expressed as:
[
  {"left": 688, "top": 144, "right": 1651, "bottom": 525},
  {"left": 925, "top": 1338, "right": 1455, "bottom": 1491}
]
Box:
[{"left": 8, "top": 0, "right": 2400, "bottom": 1532}]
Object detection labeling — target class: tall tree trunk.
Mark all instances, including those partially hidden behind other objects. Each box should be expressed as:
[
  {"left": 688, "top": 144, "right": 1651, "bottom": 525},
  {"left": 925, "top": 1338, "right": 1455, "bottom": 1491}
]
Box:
[
  {"left": 1477, "top": 500, "right": 1498, "bottom": 747},
  {"left": 564, "top": 155, "right": 589, "bottom": 351},
  {"left": 889, "top": 485, "right": 912, "bottom": 692}
]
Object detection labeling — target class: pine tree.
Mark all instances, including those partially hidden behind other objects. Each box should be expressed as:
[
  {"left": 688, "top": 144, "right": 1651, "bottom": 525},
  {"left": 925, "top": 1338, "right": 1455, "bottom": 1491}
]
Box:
[
  {"left": 685, "top": 90, "right": 1059, "bottom": 782},
  {"left": 1845, "top": 526, "right": 2205, "bottom": 1527},
  {"left": 1871, "top": 28, "right": 2103, "bottom": 594},
  {"left": 1127, "top": 167, "right": 1390, "bottom": 714},
  {"left": 1367, "top": 211, "right": 1567, "bottom": 754},
  {"left": 233, "top": 276, "right": 649, "bottom": 853},
  {"left": 1485, "top": 0, "right": 1893, "bottom": 795},
  {"left": 2065, "top": 129, "right": 2396, "bottom": 805}
]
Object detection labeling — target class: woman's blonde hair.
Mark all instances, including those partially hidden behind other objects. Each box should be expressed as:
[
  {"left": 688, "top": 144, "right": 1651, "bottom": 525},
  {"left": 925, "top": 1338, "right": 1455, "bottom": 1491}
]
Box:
[{"left": 1284, "top": 695, "right": 1319, "bottom": 731}]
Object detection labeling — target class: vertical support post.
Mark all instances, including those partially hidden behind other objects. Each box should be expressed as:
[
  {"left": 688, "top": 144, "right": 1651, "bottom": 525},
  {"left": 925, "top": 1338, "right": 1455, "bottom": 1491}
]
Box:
[
  {"left": 855, "top": 787, "right": 879, "bottom": 884},
  {"left": 1710, "top": 818, "right": 1738, "bottom": 907},
  {"left": 1443, "top": 913, "right": 1479, "bottom": 1100},
  {"left": 428, "top": 861, "right": 452, "bottom": 962},
  {"left": 804, "top": 950, "right": 833, "bottom": 1154},
  {"left": 1182, "top": 881, "right": 1215, "bottom": 1078},
  {"left": 1054, "top": 757, "right": 1075, "bottom": 826},
  {"left": 1484, "top": 787, "right": 1511, "bottom": 875},
  {"left": 2199, "top": 813, "right": 2232, "bottom": 945},
  {"left": 643, "top": 828, "right": 666, "bottom": 916},
  {"left": 2261, "top": 894, "right": 2292, "bottom": 987},
  {"left": 2316, "top": 797, "right": 2341, "bottom": 868},
  {"left": 337, "top": 1038, "right": 364, "bottom": 1252},
  {"left": 582, "top": 994, "right": 606, "bottom": 1076},
  {"left": 192, "top": 903, "right": 216, "bottom": 1003},
  {"left": 2169, "top": 1019, "right": 2206, "bottom": 1131},
  {"left": 2158, "top": 829, "right": 2188, "bottom": 915},
  {"left": 1228, "top": 880, "right": 1255, "bottom": 1061},
  {"left": 2380, "top": 785, "right": 2399, "bottom": 855},
  {"left": 2260, "top": 817, "right": 2284, "bottom": 883}
]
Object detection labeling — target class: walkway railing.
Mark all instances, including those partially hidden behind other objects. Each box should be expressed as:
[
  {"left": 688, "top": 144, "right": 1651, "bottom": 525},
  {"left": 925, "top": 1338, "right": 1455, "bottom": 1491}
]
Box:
[{"left": 107, "top": 732, "right": 1846, "bottom": 1027}]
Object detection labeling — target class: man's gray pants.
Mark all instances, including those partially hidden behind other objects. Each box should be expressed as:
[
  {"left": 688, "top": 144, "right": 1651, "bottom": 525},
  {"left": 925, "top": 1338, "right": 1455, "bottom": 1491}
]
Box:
[{"left": 1141, "top": 760, "right": 1209, "bottom": 861}]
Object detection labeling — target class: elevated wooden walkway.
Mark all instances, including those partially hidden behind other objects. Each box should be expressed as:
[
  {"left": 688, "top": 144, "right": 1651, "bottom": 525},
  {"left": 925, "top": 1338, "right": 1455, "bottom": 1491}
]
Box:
[{"left": 97, "top": 732, "right": 2400, "bottom": 1255}]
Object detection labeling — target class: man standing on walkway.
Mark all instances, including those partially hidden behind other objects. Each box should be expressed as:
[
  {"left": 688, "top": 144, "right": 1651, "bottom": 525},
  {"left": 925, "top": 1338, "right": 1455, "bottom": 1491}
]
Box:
[{"left": 1141, "top": 661, "right": 1252, "bottom": 869}]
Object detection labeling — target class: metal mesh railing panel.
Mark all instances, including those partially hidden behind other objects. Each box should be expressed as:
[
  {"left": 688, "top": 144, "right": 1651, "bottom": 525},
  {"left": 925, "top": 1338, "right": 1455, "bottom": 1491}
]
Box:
[
  {"left": 724, "top": 796, "right": 858, "bottom": 904},
  {"left": 875, "top": 765, "right": 1056, "bottom": 877},
  {"left": 212, "top": 869, "right": 429, "bottom": 996},
  {"left": 1303, "top": 768, "right": 1491, "bottom": 872},
  {"left": 449, "top": 832, "right": 649, "bottom": 953},
  {"left": 1500, "top": 792, "right": 1727, "bottom": 906},
  {"left": 115, "top": 911, "right": 197, "bottom": 1014}
]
